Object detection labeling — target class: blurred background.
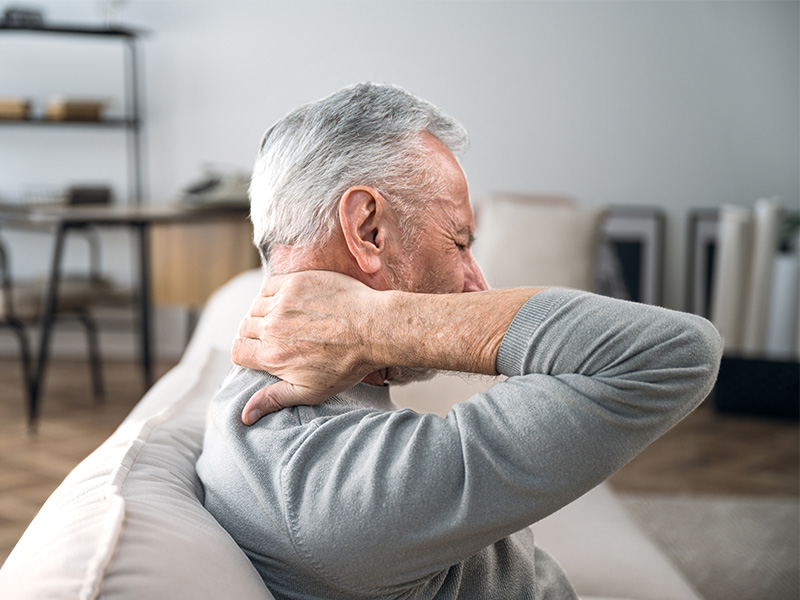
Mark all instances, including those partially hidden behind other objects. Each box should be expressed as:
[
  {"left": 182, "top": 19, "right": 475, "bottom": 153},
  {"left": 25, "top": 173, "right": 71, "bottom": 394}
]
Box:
[
  {"left": 0, "top": 3, "right": 797, "bottom": 596},
  {"left": 0, "top": 2, "right": 796, "bottom": 354}
]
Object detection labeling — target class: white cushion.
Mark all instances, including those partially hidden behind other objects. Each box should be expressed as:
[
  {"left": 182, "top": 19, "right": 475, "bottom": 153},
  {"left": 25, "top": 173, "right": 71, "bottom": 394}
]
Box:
[
  {"left": 0, "top": 270, "right": 272, "bottom": 600},
  {"left": 473, "top": 198, "right": 606, "bottom": 291},
  {"left": 533, "top": 484, "right": 703, "bottom": 600}
]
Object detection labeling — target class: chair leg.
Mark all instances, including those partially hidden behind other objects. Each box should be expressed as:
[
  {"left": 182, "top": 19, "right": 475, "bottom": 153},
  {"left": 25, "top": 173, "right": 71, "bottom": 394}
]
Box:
[
  {"left": 77, "top": 311, "right": 104, "bottom": 404},
  {"left": 5, "top": 319, "right": 35, "bottom": 432}
]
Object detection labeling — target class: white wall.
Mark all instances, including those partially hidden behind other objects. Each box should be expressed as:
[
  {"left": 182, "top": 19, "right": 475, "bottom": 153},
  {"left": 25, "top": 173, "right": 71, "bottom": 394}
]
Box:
[{"left": 1, "top": 0, "right": 797, "bottom": 355}]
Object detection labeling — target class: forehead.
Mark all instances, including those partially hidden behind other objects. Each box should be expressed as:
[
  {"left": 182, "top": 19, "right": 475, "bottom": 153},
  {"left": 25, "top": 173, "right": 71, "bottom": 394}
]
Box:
[{"left": 419, "top": 132, "right": 473, "bottom": 227}]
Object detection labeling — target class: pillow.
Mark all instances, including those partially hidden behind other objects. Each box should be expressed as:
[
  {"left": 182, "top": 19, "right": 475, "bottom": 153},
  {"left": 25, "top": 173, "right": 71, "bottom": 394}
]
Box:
[
  {"left": 473, "top": 198, "right": 606, "bottom": 292},
  {"left": 0, "top": 270, "right": 273, "bottom": 600}
]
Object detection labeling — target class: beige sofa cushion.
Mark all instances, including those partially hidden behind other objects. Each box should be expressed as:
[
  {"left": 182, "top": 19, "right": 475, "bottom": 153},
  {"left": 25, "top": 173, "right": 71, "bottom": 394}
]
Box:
[
  {"left": 0, "top": 270, "right": 273, "bottom": 600},
  {"left": 473, "top": 196, "right": 606, "bottom": 291},
  {"left": 534, "top": 484, "right": 704, "bottom": 600}
]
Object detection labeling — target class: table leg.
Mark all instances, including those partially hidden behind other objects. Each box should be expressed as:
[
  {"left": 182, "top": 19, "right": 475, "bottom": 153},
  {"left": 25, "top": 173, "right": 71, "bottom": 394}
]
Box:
[
  {"left": 136, "top": 223, "right": 153, "bottom": 389},
  {"left": 28, "top": 225, "right": 67, "bottom": 434}
]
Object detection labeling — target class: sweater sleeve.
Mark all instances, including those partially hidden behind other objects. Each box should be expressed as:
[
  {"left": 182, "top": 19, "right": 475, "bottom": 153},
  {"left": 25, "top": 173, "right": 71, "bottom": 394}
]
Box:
[{"left": 278, "top": 289, "right": 723, "bottom": 594}]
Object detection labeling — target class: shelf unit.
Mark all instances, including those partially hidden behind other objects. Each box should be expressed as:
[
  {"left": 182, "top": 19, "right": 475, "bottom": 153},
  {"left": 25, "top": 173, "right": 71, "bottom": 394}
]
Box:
[{"left": 0, "top": 22, "right": 146, "bottom": 204}]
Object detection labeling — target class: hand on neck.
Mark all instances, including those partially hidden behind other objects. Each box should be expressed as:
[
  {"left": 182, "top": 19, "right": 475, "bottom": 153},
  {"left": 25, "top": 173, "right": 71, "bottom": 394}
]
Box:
[{"left": 267, "top": 237, "right": 393, "bottom": 389}]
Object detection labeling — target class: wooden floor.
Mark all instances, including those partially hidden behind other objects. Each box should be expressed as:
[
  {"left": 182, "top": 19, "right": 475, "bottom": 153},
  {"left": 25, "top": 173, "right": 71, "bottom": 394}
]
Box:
[
  {"left": 0, "top": 357, "right": 176, "bottom": 566},
  {"left": 609, "top": 398, "right": 799, "bottom": 497},
  {"left": 0, "top": 357, "right": 798, "bottom": 566}
]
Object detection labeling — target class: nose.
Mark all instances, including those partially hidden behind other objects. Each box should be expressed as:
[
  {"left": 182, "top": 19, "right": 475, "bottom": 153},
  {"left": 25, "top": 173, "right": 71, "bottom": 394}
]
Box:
[{"left": 463, "top": 251, "right": 488, "bottom": 292}]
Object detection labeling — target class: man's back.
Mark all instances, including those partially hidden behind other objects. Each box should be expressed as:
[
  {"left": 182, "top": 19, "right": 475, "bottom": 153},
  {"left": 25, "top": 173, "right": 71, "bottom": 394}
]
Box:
[
  {"left": 198, "top": 367, "right": 575, "bottom": 599},
  {"left": 198, "top": 288, "right": 722, "bottom": 599}
]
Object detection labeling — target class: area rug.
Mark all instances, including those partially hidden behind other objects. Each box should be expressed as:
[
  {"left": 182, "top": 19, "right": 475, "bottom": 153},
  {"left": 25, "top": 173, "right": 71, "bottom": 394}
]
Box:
[{"left": 618, "top": 493, "right": 799, "bottom": 600}]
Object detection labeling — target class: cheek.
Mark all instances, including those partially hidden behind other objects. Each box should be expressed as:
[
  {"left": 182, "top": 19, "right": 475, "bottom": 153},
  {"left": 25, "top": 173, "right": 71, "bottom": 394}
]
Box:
[{"left": 432, "top": 253, "right": 467, "bottom": 294}]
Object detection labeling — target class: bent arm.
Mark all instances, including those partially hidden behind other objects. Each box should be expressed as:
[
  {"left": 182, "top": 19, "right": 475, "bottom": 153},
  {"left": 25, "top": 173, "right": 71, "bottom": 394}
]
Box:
[
  {"left": 234, "top": 271, "right": 543, "bottom": 422},
  {"left": 275, "top": 288, "right": 723, "bottom": 591}
]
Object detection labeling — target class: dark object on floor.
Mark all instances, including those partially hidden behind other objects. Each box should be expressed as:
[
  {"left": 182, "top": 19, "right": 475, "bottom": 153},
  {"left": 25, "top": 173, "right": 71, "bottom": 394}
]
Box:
[{"left": 713, "top": 356, "right": 799, "bottom": 419}]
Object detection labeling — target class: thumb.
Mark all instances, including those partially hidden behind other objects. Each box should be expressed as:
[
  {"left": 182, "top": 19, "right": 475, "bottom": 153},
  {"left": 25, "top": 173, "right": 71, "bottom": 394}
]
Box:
[
  {"left": 260, "top": 273, "right": 290, "bottom": 297},
  {"left": 241, "top": 381, "right": 326, "bottom": 425}
]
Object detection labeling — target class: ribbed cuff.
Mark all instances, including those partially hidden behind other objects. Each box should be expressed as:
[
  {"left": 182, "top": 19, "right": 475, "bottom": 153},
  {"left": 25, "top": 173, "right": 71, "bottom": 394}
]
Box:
[{"left": 495, "top": 289, "right": 561, "bottom": 377}]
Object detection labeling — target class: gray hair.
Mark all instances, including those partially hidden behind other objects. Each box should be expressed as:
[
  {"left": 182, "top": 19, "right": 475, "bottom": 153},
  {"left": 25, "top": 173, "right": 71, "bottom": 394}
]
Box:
[{"left": 249, "top": 82, "right": 469, "bottom": 270}]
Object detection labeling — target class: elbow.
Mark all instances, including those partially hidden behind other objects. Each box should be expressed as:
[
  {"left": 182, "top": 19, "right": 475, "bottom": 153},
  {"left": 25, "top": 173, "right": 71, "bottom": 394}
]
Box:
[
  {"left": 678, "top": 313, "right": 724, "bottom": 403},
  {"left": 696, "top": 314, "right": 723, "bottom": 373}
]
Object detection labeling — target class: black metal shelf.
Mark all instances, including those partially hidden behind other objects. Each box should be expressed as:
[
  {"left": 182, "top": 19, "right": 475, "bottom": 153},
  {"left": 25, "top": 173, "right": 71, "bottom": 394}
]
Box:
[
  {"left": 0, "top": 23, "right": 145, "bottom": 38},
  {"left": 1, "top": 21, "right": 146, "bottom": 204},
  {"left": 0, "top": 117, "right": 139, "bottom": 128}
]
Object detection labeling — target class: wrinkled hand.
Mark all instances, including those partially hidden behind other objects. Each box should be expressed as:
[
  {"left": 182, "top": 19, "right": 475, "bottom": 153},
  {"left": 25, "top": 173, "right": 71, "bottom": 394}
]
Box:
[{"left": 233, "top": 271, "right": 382, "bottom": 425}]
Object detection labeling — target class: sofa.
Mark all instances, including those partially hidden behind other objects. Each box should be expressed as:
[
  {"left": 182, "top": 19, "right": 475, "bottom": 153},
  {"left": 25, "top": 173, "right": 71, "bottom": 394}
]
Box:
[{"left": 0, "top": 269, "right": 703, "bottom": 600}]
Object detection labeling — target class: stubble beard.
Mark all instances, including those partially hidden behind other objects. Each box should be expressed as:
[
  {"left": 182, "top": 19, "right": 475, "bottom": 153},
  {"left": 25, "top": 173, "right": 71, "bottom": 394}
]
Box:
[{"left": 382, "top": 250, "right": 441, "bottom": 387}]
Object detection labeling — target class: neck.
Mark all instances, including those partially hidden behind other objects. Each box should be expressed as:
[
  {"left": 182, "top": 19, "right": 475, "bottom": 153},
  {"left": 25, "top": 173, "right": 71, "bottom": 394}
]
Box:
[
  {"left": 267, "top": 238, "right": 391, "bottom": 388},
  {"left": 268, "top": 233, "right": 349, "bottom": 276},
  {"left": 268, "top": 245, "right": 323, "bottom": 275},
  {"left": 268, "top": 234, "right": 388, "bottom": 290}
]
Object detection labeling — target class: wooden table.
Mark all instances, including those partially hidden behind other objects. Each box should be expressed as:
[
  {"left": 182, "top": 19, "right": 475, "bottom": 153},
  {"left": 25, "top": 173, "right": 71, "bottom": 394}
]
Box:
[{"left": 0, "top": 203, "right": 258, "bottom": 431}]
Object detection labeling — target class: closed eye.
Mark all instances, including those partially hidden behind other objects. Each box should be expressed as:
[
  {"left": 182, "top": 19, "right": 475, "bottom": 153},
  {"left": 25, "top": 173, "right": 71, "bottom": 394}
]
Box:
[
  {"left": 459, "top": 233, "right": 476, "bottom": 250},
  {"left": 455, "top": 228, "right": 476, "bottom": 251}
]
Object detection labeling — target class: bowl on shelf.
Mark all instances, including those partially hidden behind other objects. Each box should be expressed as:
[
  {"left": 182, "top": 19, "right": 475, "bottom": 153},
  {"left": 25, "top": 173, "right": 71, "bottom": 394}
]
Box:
[
  {"left": 0, "top": 98, "right": 31, "bottom": 120},
  {"left": 44, "top": 97, "right": 110, "bottom": 122}
]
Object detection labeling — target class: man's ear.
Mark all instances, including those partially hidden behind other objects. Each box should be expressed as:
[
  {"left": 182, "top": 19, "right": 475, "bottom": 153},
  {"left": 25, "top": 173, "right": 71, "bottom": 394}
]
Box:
[{"left": 339, "top": 186, "right": 392, "bottom": 275}]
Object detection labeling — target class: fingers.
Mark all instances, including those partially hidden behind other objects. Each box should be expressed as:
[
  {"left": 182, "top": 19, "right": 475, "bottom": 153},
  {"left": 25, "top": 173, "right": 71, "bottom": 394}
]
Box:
[
  {"left": 237, "top": 315, "right": 265, "bottom": 340},
  {"left": 232, "top": 335, "right": 266, "bottom": 370},
  {"left": 248, "top": 294, "right": 275, "bottom": 318},
  {"left": 245, "top": 274, "right": 290, "bottom": 318},
  {"left": 260, "top": 274, "right": 290, "bottom": 297}
]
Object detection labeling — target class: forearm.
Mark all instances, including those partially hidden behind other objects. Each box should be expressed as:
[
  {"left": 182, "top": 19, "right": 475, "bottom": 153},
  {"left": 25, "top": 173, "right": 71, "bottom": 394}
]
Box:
[
  {"left": 367, "top": 287, "right": 542, "bottom": 376},
  {"left": 233, "top": 271, "right": 543, "bottom": 421}
]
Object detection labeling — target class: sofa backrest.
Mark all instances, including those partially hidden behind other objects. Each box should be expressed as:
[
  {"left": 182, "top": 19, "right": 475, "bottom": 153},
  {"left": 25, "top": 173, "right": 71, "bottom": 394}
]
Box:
[
  {"left": 473, "top": 194, "right": 607, "bottom": 292},
  {"left": 0, "top": 270, "right": 274, "bottom": 600}
]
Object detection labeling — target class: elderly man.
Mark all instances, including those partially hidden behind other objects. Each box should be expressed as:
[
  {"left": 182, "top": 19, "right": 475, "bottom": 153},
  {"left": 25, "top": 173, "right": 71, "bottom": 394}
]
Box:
[{"left": 196, "top": 82, "right": 722, "bottom": 599}]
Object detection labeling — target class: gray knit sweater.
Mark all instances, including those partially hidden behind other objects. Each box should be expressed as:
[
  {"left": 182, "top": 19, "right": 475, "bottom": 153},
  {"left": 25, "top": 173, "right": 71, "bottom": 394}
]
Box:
[{"left": 197, "top": 288, "right": 722, "bottom": 599}]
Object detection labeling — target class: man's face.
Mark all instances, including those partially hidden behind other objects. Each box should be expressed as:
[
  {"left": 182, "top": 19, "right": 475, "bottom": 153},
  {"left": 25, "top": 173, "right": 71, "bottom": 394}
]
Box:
[
  {"left": 382, "top": 134, "right": 488, "bottom": 386},
  {"left": 385, "top": 133, "right": 488, "bottom": 296}
]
